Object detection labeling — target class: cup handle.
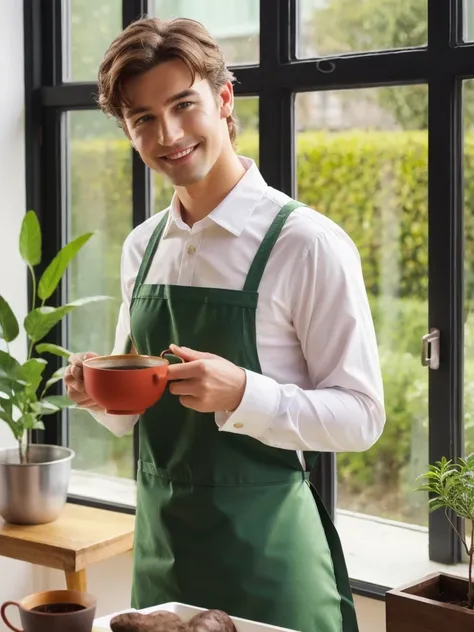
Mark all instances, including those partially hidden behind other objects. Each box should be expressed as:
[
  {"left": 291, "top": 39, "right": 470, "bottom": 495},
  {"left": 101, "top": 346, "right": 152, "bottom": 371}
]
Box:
[
  {"left": 160, "top": 348, "right": 185, "bottom": 364},
  {"left": 1, "top": 602, "right": 23, "bottom": 632}
]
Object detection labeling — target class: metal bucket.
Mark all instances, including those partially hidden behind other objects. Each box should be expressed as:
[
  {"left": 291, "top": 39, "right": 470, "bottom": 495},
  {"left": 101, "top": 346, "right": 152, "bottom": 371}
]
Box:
[{"left": 0, "top": 444, "right": 75, "bottom": 525}]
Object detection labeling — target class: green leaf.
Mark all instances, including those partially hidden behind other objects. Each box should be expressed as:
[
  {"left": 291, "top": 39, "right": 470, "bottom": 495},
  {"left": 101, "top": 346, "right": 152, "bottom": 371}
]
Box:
[
  {"left": 0, "top": 351, "right": 21, "bottom": 377},
  {"left": 18, "top": 358, "right": 47, "bottom": 395},
  {"left": 19, "top": 210, "right": 42, "bottom": 266},
  {"left": 24, "top": 296, "right": 111, "bottom": 343},
  {"left": 0, "top": 410, "right": 14, "bottom": 430},
  {"left": 24, "top": 306, "right": 75, "bottom": 343},
  {"left": 37, "top": 233, "right": 94, "bottom": 301},
  {"left": 44, "top": 365, "right": 67, "bottom": 390},
  {"left": 32, "top": 401, "right": 61, "bottom": 416},
  {"left": 21, "top": 413, "right": 41, "bottom": 429},
  {"left": 33, "top": 420, "right": 45, "bottom": 431},
  {"left": 36, "top": 343, "right": 73, "bottom": 359},
  {"left": 41, "top": 395, "right": 75, "bottom": 409},
  {"left": 0, "top": 296, "right": 19, "bottom": 343}
]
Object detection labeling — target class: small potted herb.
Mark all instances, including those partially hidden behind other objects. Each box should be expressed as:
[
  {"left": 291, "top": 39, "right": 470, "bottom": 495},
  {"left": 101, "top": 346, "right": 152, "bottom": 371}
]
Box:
[
  {"left": 386, "top": 454, "right": 474, "bottom": 631},
  {"left": 0, "top": 210, "right": 109, "bottom": 525}
]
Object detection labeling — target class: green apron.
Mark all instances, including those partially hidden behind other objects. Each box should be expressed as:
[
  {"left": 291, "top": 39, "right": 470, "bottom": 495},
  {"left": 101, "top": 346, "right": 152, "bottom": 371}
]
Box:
[{"left": 128, "top": 200, "right": 359, "bottom": 632}]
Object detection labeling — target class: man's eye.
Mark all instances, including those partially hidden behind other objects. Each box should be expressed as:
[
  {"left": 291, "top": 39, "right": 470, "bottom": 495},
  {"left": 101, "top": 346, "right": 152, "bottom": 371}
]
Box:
[
  {"left": 176, "top": 101, "right": 193, "bottom": 111},
  {"left": 136, "top": 114, "right": 151, "bottom": 125}
]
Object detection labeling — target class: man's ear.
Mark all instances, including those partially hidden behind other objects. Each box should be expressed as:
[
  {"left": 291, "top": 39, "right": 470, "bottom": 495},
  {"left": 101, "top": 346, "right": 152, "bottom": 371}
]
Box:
[{"left": 219, "top": 80, "right": 234, "bottom": 119}]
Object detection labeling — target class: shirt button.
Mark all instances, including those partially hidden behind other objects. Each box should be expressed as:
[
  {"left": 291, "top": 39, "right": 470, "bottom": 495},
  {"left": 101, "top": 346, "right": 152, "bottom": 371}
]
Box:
[
  {"left": 233, "top": 423, "right": 244, "bottom": 429},
  {"left": 187, "top": 245, "right": 196, "bottom": 255}
]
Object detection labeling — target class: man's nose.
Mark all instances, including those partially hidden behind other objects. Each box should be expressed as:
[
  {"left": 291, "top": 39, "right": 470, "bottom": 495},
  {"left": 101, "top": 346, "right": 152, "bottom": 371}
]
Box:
[{"left": 156, "top": 117, "right": 184, "bottom": 148}]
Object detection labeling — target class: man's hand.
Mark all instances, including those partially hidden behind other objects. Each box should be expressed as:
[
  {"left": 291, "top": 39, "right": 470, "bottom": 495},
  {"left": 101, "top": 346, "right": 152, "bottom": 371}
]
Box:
[
  {"left": 64, "top": 352, "right": 103, "bottom": 413},
  {"left": 167, "top": 344, "right": 246, "bottom": 413}
]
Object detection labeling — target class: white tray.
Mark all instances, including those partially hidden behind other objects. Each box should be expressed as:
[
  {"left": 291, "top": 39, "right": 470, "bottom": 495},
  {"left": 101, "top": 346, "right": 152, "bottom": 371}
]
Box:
[{"left": 93, "top": 601, "right": 299, "bottom": 632}]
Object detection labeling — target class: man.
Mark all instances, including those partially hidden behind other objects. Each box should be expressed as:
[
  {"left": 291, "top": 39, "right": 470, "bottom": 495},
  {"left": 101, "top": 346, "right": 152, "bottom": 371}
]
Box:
[{"left": 65, "top": 16, "right": 385, "bottom": 632}]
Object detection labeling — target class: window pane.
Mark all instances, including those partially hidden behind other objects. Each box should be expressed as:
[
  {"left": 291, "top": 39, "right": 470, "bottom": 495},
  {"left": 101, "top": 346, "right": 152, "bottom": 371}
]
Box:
[
  {"left": 297, "top": 0, "right": 427, "bottom": 58},
  {"left": 464, "top": 0, "right": 474, "bottom": 41},
  {"left": 152, "top": 96, "right": 259, "bottom": 213},
  {"left": 465, "top": 80, "right": 474, "bottom": 462},
  {"left": 62, "top": 0, "right": 122, "bottom": 82},
  {"left": 66, "top": 110, "right": 134, "bottom": 479},
  {"left": 153, "top": 0, "right": 259, "bottom": 65},
  {"left": 296, "top": 86, "right": 428, "bottom": 524}
]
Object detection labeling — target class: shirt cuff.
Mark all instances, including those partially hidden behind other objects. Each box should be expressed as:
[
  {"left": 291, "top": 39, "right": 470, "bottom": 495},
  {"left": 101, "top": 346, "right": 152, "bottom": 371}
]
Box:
[
  {"left": 215, "top": 369, "right": 281, "bottom": 438},
  {"left": 88, "top": 408, "right": 137, "bottom": 437}
]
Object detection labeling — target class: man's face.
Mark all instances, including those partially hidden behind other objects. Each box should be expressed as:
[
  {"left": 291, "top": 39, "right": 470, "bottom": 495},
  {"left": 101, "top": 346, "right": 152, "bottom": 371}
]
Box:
[{"left": 123, "top": 59, "right": 233, "bottom": 187}]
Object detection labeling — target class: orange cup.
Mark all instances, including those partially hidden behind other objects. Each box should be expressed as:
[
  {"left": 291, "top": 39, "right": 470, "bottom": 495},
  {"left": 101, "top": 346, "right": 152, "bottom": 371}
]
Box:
[{"left": 83, "top": 349, "right": 182, "bottom": 415}]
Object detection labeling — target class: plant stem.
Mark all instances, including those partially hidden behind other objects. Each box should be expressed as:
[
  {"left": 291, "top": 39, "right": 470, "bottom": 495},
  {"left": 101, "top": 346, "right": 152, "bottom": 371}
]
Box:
[
  {"left": 28, "top": 264, "right": 36, "bottom": 312},
  {"left": 470, "top": 521, "right": 474, "bottom": 609},
  {"left": 27, "top": 264, "right": 37, "bottom": 361},
  {"left": 445, "top": 509, "right": 470, "bottom": 556},
  {"left": 18, "top": 436, "right": 27, "bottom": 465}
]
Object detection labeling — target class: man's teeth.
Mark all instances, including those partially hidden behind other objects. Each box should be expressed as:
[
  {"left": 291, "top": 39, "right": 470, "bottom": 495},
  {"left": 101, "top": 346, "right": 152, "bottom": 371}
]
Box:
[{"left": 166, "top": 146, "right": 196, "bottom": 160}]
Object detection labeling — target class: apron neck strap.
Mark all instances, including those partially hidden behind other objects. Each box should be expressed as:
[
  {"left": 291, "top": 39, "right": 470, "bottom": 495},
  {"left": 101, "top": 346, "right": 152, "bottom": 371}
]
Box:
[
  {"left": 243, "top": 200, "right": 305, "bottom": 293},
  {"left": 132, "top": 212, "right": 169, "bottom": 299}
]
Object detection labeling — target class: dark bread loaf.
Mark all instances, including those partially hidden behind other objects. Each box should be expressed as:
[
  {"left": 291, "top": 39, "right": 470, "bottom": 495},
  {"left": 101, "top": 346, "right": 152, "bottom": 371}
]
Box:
[
  {"left": 149, "top": 611, "right": 190, "bottom": 631},
  {"left": 110, "top": 610, "right": 188, "bottom": 631},
  {"left": 189, "top": 610, "right": 237, "bottom": 632}
]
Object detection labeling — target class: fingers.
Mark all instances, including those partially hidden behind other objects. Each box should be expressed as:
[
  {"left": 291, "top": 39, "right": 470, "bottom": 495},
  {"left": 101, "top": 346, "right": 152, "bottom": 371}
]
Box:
[
  {"left": 64, "top": 366, "right": 84, "bottom": 389},
  {"left": 64, "top": 351, "right": 101, "bottom": 410},
  {"left": 169, "top": 344, "right": 217, "bottom": 362},
  {"left": 68, "top": 351, "right": 98, "bottom": 367},
  {"left": 65, "top": 383, "right": 93, "bottom": 405},
  {"left": 178, "top": 395, "right": 199, "bottom": 410},
  {"left": 168, "top": 378, "right": 199, "bottom": 396},
  {"left": 167, "top": 359, "right": 210, "bottom": 380}
]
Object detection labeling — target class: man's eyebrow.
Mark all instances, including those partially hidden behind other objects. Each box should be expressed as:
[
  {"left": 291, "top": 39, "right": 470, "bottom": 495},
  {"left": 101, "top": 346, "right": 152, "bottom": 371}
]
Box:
[{"left": 125, "top": 89, "right": 200, "bottom": 117}]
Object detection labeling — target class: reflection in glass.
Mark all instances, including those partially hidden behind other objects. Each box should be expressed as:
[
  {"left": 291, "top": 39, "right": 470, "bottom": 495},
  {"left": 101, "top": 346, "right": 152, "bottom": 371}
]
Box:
[
  {"left": 153, "top": 0, "right": 259, "bottom": 65},
  {"left": 66, "top": 110, "right": 134, "bottom": 478},
  {"left": 298, "top": 0, "right": 427, "bottom": 58},
  {"left": 296, "top": 86, "right": 428, "bottom": 527}
]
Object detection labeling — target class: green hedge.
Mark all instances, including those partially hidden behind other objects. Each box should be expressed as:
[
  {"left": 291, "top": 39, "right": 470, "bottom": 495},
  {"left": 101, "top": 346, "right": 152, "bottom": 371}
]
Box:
[{"left": 67, "top": 131, "right": 474, "bottom": 524}]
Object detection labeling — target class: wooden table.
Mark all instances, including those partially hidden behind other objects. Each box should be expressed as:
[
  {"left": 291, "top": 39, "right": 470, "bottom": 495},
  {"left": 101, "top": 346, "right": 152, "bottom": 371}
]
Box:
[{"left": 0, "top": 503, "right": 135, "bottom": 591}]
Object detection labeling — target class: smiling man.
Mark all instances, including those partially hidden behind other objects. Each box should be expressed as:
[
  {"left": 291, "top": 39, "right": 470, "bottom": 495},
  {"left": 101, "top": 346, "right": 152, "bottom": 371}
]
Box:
[{"left": 64, "top": 16, "right": 385, "bottom": 632}]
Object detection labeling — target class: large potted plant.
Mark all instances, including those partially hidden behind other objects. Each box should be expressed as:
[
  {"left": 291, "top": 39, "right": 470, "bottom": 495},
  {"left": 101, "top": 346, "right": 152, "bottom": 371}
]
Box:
[
  {"left": 386, "top": 454, "right": 474, "bottom": 631},
  {"left": 0, "top": 210, "right": 108, "bottom": 525}
]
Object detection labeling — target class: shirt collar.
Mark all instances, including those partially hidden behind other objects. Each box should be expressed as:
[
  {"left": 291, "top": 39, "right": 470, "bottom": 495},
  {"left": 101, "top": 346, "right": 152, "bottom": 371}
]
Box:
[{"left": 164, "top": 157, "right": 267, "bottom": 237}]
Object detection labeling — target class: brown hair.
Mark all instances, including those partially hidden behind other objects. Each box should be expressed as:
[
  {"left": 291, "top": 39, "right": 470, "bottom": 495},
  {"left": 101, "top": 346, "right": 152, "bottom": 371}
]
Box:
[{"left": 97, "top": 17, "right": 237, "bottom": 144}]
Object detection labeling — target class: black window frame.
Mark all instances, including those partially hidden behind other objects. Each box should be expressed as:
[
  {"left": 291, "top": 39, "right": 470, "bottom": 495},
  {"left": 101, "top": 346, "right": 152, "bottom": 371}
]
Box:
[{"left": 23, "top": 0, "right": 474, "bottom": 599}]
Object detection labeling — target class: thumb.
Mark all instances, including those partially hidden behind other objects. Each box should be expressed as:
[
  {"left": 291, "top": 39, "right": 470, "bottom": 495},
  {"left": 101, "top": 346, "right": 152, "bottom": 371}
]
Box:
[
  {"left": 83, "top": 351, "right": 99, "bottom": 360},
  {"left": 168, "top": 344, "right": 217, "bottom": 362}
]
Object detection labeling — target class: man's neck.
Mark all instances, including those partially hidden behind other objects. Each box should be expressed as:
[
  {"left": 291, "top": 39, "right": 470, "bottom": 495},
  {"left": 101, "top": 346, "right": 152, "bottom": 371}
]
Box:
[{"left": 175, "top": 150, "right": 246, "bottom": 227}]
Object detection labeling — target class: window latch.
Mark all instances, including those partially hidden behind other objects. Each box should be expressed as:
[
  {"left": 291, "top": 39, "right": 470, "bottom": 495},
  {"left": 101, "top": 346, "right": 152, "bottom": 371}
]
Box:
[{"left": 421, "top": 328, "right": 440, "bottom": 370}]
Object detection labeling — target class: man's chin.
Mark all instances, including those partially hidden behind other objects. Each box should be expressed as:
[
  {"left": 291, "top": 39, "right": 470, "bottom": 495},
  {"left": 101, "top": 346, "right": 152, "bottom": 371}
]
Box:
[{"left": 167, "top": 169, "right": 208, "bottom": 188}]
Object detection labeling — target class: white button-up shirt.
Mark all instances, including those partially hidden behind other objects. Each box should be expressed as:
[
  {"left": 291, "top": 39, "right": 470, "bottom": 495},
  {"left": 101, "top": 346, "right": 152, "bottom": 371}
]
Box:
[{"left": 92, "top": 157, "right": 385, "bottom": 456}]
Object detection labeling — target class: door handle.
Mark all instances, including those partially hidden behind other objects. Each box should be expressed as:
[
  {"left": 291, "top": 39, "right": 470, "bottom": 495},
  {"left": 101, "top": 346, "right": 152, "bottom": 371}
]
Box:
[{"left": 421, "top": 328, "right": 440, "bottom": 370}]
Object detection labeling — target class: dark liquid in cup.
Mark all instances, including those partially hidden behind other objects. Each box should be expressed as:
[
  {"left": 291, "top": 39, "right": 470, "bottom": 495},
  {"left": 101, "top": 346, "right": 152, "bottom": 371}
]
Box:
[
  {"left": 108, "top": 366, "right": 147, "bottom": 370},
  {"left": 31, "top": 603, "right": 86, "bottom": 614}
]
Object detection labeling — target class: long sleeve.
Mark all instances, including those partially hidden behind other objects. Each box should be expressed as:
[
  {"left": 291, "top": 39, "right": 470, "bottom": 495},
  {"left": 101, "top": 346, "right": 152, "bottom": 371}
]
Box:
[{"left": 216, "top": 230, "right": 386, "bottom": 453}]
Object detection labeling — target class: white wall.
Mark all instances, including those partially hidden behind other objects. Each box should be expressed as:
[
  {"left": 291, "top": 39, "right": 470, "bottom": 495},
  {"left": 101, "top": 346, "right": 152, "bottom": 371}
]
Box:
[
  {"left": 0, "top": 1, "right": 38, "bottom": 630},
  {"left": 0, "top": 2, "right": 385, "bottom": 630}
]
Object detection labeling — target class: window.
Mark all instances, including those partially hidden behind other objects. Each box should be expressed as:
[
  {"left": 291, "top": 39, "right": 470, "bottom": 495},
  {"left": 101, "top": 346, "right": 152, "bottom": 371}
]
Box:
[
  {"left": 296, "top": 86, "right": 429, "bottom": 528},
  {"left": 66, "top": 110, "right": 134, "bottom": 479},
  {"left": 25, "top": 0, "right": 474, "bottom": 595},
  {"left": 297, "top": 0, "right": 427, "bottom": 58},
  {"left": 62, "top": 0, "right": 122, "bottom": 82},
  {"left": 153, "top": 0, "right": 259, "bottom": 65}
]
